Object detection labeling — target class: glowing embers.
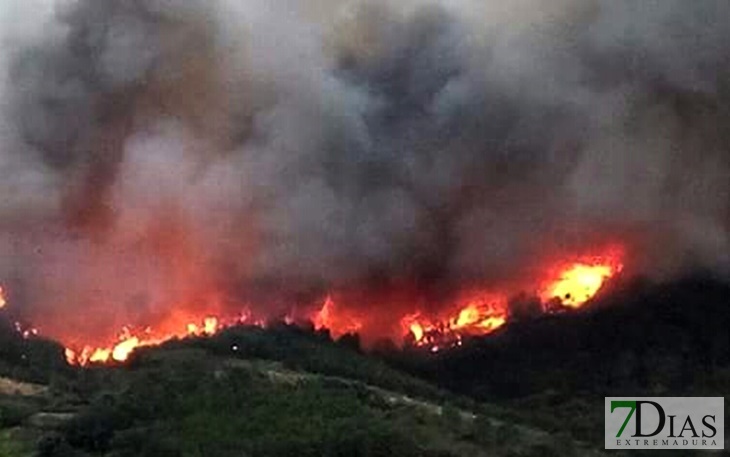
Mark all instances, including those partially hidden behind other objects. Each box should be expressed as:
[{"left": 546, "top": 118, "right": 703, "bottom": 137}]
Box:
[{"left": 0, "top": 288, "right": 38, "bottom": 339}]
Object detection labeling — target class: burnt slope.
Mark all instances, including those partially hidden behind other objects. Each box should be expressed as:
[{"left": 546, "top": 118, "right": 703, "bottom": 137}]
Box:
[{"left": 392, "top": 274, "right": 730, "bottom": 399}]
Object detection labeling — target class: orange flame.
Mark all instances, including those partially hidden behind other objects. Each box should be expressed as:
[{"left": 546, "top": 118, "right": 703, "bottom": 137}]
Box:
[
  {"left": 203, "top": 317, "right": 219, "bottom": 335},
  {"left": 409, "top": 322, "right": 424, "bottom": 342},
  {"left": 401, "top": 249, "right": 623, "bottom": 350},
  {"left": 64, "top": 315, "right": 225, "bottom": 365},
  {"left": 541, "top": 263, "right": 614, "bottom": 307},
  {"left": 401, "top": 293, "right": 509, "bottom": 349},
  {"left": 24, "top": 248, "right": 625, "bottom": 365},
  {"left": 313, "top": 296, "right": 363, "bottom": 336},
  {"left": 0, "top": 286, "right": 6, "bottom": 309},
  {"left": 540, "top": 250, "right": 624, "bottom": 308}
]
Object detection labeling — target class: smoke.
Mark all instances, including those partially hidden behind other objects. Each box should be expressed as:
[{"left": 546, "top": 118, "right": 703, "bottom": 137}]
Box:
[{"left": 0, "top": 0, "right": 728, "bottom": 339}]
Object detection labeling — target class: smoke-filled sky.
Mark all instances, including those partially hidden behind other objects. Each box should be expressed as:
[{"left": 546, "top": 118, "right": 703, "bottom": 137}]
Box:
[{"left": 0, "top": 0, "right": 728, "bottom": 339}]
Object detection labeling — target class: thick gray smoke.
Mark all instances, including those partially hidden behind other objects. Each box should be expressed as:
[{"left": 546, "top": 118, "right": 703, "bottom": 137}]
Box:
[{"left": 0, "top": 0, "right": 728, "bottom": 339}]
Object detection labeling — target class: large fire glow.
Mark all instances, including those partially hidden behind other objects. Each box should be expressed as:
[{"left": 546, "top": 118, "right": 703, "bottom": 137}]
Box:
[
  {"left": 398, "top": 249, "right": 624, "bottom": 350},
  {"left": 62, "top": 317, "right": 224, "bottom": 366},
  {"left": 400, "top": 292, "right": 508, "bottom": 352},
  {"left": 540, "top": 263, "right": 618, "bottom": 308},
  {"left": 2, "top": 248, "right": 624, "bottom": 365}
]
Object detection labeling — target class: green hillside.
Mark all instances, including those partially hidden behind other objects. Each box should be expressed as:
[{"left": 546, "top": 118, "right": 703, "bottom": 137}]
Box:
[{"left": 0, "top": 324, "right": 599, "bottom": 457}]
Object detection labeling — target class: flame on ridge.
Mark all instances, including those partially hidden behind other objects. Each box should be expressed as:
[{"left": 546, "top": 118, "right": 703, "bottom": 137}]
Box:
[
  {"left": 540, "top": 263, "right": 618, "bottom": 307},
  {"left": 1, "top": 247, "right": 624, "bottom": 365},
  {"left": 401, "top": 248, "right": 624, "bottom": 350},
  {"left": 400, "top": 293, "right": 508, "bottom": 351},
  {"left": 63, "top": 315, "right": 225, "bottom": 366}
]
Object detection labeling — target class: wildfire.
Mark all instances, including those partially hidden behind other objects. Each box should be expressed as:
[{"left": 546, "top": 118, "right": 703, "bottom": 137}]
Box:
[
  {"left": 313, "top": 296, "right": 363, "bottom": 336},
  {"left": 401, "top": 295, "right": 509, "bottom": 349},
  {"left": 0, "top": 286, "right": 5, "bottom": 309},
  {"left": 7, "top": 248, "right": 625, "bottom": 366},
  {"left": 187, "top": 317, "right": 219, "bottom": 336},
  {"left": 402, "top": 249, "right": 623, "bottom": 349},
  {"left": 541, "top": 263, "right": 615, "bottom": 307},
  {"left": 64, "top": 316, "right": 227, "bottom": 365},
  {"left": 540, "top": 250, "right": 624, "bottom": 308}
]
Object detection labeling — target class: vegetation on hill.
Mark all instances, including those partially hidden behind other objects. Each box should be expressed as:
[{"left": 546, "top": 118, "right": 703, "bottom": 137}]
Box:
[
  {"left": 0, "top": 322, "right": 600, "bottom": 457},
  {"left": 1, "top": 275, "right": 728, "bottom": 456},
  {"left": 387, "top": 275, "right": 730, "bottom": 451}
]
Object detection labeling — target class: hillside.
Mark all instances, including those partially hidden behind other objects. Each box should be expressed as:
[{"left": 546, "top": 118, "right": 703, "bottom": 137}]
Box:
[
  {"left": 0, "top": 275, "right": 728, "bottom": 456},
  {"left": 0, "top": 324, "right": 603, "bottom": 457},
  {"left": 387, "top": 275, "right": 730, "bottom": 450}
]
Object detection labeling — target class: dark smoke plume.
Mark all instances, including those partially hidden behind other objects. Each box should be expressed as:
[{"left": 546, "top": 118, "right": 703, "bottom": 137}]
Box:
[{"left": 0, "top": 0, "right": 727, "bottom": 339}]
